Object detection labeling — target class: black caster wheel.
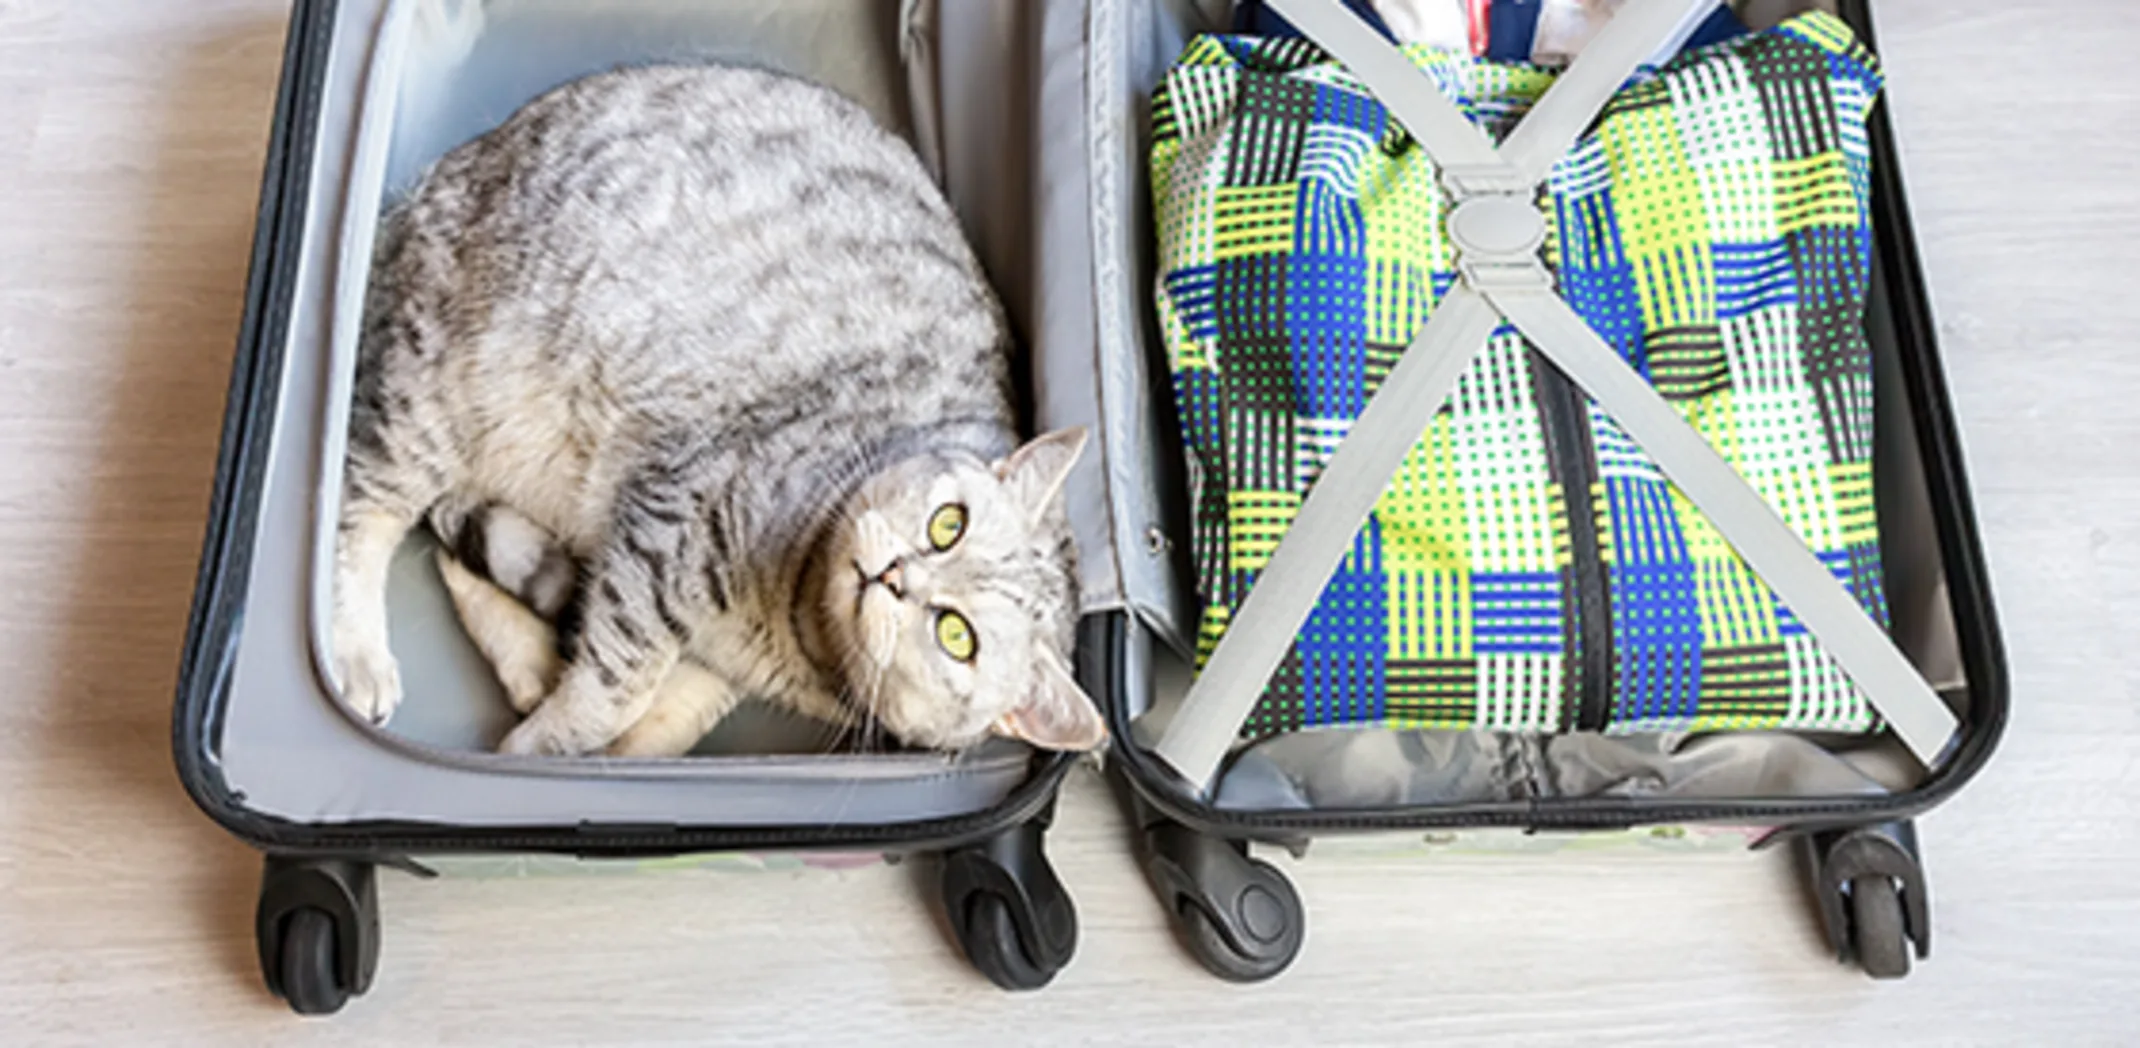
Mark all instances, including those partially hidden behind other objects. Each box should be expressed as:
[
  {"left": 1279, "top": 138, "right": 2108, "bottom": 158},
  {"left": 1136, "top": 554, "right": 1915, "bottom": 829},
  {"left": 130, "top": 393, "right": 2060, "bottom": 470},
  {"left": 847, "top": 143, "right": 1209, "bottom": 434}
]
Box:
[
  {"left": 278, "top": 908, "right": 347, "bottom": 1015},
  {"left": 940, "top": 810, "right": 1077, "bottom": 991},
  {"left": 256, "top": 856, "right": 381, "bottom": 1015},
  {"left": 957, "top": 891, "right": 1054, "bottom": 990},
  {"left": 1848, "top": 876, "right": 1911, "bottom": 979},
  {"left": 1804, "top": 820, "right": 1928, "bottom": 981},
  {"left": 1174, "top": 856, "right": 1303, "bottom": 983},
  {"left": 1136, "top": 808, "right": 1304, "bottom": 983}
]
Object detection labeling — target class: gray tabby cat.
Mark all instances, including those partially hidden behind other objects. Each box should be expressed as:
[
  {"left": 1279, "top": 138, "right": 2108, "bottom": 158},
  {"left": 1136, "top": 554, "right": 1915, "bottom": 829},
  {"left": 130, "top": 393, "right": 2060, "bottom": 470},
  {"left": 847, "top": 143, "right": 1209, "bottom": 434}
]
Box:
[{"left": 331, "top": 64, "right": 1106, "bottom": 758}]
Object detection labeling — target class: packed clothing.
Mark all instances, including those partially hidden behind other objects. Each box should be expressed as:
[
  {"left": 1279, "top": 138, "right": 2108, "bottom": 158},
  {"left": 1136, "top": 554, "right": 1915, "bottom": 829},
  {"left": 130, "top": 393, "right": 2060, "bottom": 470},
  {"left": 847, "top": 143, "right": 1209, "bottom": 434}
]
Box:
[{"left": 1154, "top": 9, "right": 1893, "bottom": 741}]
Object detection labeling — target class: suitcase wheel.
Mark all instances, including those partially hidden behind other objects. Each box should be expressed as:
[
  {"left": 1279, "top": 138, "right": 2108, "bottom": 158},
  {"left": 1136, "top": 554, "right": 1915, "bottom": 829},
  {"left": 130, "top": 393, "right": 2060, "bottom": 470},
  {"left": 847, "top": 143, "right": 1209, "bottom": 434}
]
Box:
[
  {"left": 1138, "top": 816, "right": 1304, "bottom": 982},
  {"left": 277, "top": 908, "right": 348, "bottom": 1015},
  {"left": 955, "top": 890, "right": 1054, "bottom": 990},
  {"left": 1803, "top": 819, "right": 1929, "bottom": 981},
  {"left": 939, "top": 813, "right": 1077, "bottom": 991},
  {"left": 255, "top": 856, "right": 382, "bottom": 1016},
  {"left": 1847, "top": 875, "right": 1911, "bottom": 979}
]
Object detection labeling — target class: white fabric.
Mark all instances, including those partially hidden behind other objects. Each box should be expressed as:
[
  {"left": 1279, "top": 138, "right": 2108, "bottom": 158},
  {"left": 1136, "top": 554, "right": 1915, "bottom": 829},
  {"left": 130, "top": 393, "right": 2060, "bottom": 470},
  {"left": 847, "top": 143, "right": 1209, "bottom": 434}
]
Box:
[
  {"left": 1368, "top": 0, "right": 1727, "bottom": 67},
  {"left": 1530, "top": 0, "right": 1723, "bottom": 65},
  {"left": 1367, "top": 0, "right": 1471, "bottom": 51}
]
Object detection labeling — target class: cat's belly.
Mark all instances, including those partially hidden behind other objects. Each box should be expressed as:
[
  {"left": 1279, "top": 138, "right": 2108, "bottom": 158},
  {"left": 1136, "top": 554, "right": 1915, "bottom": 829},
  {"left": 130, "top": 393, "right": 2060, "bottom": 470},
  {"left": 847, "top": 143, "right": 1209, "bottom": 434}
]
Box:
[{"left": 455, "top": 377, "right": 642, "bottom": 551}]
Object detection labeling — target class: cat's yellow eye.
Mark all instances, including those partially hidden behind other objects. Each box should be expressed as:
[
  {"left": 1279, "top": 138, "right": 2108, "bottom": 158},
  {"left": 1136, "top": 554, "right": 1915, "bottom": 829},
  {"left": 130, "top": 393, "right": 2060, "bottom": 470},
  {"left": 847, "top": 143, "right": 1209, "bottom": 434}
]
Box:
[
  {"left": 935, "top": 610, "right": 977, "bottom": 662},
  {"left": 927, "top": 504, "right": 968, "bottom": 551}
]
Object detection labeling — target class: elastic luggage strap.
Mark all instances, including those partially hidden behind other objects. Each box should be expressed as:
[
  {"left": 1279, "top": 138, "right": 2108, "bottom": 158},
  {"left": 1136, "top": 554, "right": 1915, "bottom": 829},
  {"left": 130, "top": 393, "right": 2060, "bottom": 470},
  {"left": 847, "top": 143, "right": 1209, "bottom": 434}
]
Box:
[{"left": 1150, "top": 0, "right": 1958, "bottom": 791}]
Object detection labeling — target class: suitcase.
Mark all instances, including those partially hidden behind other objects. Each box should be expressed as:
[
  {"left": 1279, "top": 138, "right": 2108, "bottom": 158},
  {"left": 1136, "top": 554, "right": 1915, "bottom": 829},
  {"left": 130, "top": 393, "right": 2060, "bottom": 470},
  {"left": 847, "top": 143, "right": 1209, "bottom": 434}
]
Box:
[
  {"left": 1076, "top": 0, "right": 2009, "bottom": 981},
  {"left": 173, "top": 0, "right": 1103, "bottom": 1014}
]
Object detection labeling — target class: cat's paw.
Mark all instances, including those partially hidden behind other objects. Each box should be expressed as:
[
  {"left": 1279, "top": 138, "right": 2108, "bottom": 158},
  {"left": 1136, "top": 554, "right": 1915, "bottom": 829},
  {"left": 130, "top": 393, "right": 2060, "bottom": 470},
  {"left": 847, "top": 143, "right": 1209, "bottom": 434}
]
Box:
[
  {"left": 605, "top": 707, "right": 700, "bottom": 758},
  {"left": 497, "top": 716, "right": 563, "bottom": 756},
  {"left": 435, "top": 549, "right": 562, "bottom": 715},
  {"left": 334, "top": 642, "right": 403, "bottom": 726},
  {"left": 498, "top": 660, "right": 555, "bottom": 716},
  {"left": 497, "top": 707, "right": 600, "bottom": 757}
]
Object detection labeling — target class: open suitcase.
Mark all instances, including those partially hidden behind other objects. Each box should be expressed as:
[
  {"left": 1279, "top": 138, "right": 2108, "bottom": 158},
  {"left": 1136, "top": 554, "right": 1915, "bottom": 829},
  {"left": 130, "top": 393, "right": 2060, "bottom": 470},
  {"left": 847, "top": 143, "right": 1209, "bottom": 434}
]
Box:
[
  {"left": 173, "top": 0, "right": 1131, "bottom": 1014},
  {"left": 1076, "top": 0, "right": 2009, "bottom": 982},
  {"left": 176, "top": 0, "right": 2006, "bottom": 1016}
]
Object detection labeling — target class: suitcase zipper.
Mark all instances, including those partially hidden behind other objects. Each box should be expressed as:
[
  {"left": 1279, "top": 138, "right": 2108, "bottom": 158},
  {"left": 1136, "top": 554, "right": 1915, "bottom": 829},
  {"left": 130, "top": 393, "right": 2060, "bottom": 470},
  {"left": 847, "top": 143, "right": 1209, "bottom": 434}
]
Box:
[{"left": 1532, "top": 359, "right": 1612, "bottom": 732}]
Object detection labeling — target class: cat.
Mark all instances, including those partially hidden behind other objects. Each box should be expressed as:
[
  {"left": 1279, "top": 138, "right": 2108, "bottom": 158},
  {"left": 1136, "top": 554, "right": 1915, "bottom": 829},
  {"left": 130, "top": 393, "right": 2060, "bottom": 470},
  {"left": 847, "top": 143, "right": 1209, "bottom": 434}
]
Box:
[{"left": 330, "top": 63, "right": 1106, "bottom": 759}]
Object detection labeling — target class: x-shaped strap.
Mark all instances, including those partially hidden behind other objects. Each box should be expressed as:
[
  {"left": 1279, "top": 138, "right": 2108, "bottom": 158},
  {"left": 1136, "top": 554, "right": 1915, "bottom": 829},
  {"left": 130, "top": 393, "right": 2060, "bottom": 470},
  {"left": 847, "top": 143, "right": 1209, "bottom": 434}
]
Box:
[{"left": 1150, "top": 0, "right": 1959, "bottom": 791}]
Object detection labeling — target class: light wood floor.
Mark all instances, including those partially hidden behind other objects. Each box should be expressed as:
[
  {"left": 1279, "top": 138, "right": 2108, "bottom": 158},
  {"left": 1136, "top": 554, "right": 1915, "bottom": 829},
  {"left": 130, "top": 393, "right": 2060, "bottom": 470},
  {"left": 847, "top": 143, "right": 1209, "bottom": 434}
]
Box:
[{"left": 2, "top": 2, "right": 2133, "bottom": 1044}]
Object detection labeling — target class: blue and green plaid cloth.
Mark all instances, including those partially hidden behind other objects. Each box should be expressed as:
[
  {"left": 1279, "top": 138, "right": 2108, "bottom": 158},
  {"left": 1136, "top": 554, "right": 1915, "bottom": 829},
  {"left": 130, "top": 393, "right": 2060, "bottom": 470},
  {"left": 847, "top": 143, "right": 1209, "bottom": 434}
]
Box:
[{"left": 1152, "top": 13, "right": 1889, "bottom": 742}]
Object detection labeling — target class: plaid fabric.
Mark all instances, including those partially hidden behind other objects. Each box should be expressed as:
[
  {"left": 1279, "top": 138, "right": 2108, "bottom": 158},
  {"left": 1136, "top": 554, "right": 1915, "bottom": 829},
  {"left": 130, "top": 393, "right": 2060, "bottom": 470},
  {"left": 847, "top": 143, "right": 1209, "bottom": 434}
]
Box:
[{"left": 1152, "top": 13, "right": 1888, "bottom": 743}]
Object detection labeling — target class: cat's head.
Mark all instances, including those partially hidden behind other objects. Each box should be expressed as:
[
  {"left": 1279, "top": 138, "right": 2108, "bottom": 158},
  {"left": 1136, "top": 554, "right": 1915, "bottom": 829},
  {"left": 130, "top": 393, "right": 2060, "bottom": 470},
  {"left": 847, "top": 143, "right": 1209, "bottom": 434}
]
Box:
[{"left": 814, "top": 428, "right": 1106, "bottom": 753}]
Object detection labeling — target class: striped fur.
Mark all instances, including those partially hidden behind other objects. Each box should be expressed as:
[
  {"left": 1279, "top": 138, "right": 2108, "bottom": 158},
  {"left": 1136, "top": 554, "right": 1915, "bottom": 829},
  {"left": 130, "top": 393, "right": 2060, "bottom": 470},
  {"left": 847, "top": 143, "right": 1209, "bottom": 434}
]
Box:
[{"left": 331, "top": 65, "right": 1103, "bottom": 757}]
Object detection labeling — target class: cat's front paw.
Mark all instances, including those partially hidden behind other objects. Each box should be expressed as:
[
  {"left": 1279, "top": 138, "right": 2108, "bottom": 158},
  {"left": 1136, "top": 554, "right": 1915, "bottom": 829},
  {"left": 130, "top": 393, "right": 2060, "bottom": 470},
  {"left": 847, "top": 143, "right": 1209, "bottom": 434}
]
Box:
[
  {"left": 605, "top": 705, "right": 702, "bottom": 759},
  {"left": 334, "top": 642, "right": 403, "bottom": 726},
  {"left": 497, "top": 707, "right": 600, "bottom": 757}
]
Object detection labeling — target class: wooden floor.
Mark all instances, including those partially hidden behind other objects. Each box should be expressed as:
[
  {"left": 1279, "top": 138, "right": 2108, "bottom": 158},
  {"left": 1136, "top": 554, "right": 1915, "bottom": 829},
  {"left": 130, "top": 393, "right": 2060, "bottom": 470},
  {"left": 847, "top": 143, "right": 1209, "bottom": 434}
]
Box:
[{"left": 1, "top": 2, "right": 2133, "bottom": 1043}]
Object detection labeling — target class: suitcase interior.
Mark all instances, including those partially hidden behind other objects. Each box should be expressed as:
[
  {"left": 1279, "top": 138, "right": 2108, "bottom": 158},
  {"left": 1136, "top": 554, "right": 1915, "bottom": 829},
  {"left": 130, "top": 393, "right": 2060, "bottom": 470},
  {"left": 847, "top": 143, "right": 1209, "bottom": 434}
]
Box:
[
  {"left": 1082, "top": 0, "right": 2007, "bottom": 817},
  {"left": 184, "top": 0, "right": 1105, "bottom": 836},
  {"left": 180, "top": 0, "right": 2004, "bottom": 839}
]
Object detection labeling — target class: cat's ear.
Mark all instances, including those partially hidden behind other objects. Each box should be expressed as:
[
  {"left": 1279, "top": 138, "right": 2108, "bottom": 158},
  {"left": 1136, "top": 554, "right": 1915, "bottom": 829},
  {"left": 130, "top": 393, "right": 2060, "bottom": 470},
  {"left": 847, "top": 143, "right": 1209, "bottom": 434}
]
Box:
[
  {"left": 994, "top": 427, "right": 1089, "bottom": 521},
  {"left": 994, "top": 647, "right": 1108, "bottom": 752}
]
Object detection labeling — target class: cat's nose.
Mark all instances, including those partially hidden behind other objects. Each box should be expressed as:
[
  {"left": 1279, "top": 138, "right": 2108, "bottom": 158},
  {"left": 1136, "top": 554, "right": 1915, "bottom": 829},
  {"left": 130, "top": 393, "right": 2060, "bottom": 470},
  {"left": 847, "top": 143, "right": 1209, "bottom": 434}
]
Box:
[{"left": 876, "top": 562, "right": 904, "bottom": 597}]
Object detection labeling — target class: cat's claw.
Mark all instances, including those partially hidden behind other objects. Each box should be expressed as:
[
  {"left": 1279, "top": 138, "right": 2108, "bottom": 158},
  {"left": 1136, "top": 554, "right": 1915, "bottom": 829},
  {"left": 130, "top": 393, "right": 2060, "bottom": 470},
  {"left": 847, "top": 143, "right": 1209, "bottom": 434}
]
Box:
[{"left": 335, "top": 644, "right": 403, "bottom": 726}]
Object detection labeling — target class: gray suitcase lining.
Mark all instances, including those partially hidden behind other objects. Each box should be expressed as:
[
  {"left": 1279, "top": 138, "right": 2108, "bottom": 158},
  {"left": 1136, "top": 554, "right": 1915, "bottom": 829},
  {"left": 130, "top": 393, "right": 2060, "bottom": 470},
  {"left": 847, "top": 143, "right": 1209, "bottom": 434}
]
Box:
[{"left": 217, "top": 0, "right": 1080, "bottom": 827}]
